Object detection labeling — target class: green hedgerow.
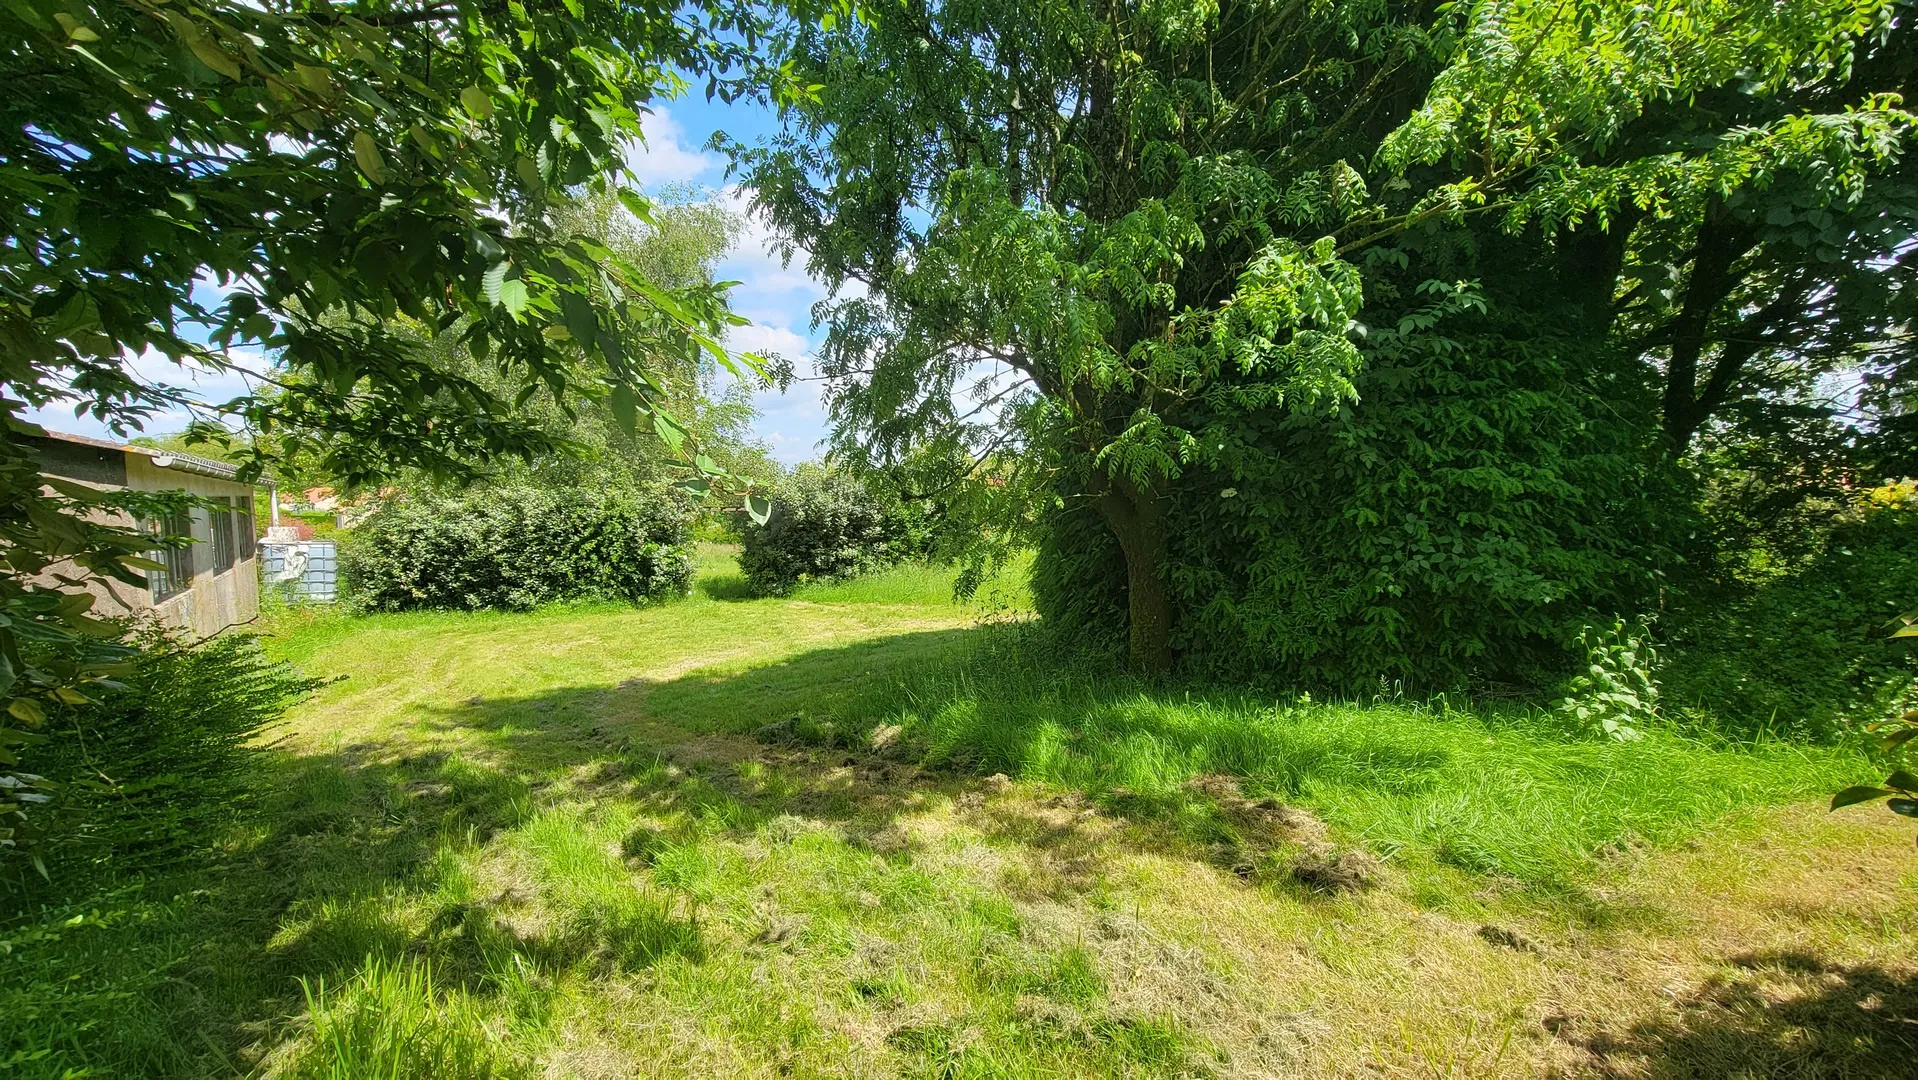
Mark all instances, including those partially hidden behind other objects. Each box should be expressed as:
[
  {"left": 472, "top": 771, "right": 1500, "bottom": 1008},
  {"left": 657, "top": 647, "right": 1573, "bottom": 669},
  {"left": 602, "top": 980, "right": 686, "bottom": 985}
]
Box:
[
  {"left": 738, "top": 467, "right": 934, "bottom": 595},
  {"left": 342, "top": 486, "right": 694, "bottom": 612}
]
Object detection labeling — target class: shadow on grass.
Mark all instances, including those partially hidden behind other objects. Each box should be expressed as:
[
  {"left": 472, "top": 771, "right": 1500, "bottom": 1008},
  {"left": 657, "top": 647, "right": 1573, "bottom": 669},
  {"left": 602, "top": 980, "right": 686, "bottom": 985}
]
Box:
[
  {"left": 1576, "top": 950, "right": 1918, "bottom": 1078},
  {"left": 694, "top": 571, "right": 756, "bottom": 601},
  {"left": 6, "top": 625, "right": 1889, "bottom": 1077}
]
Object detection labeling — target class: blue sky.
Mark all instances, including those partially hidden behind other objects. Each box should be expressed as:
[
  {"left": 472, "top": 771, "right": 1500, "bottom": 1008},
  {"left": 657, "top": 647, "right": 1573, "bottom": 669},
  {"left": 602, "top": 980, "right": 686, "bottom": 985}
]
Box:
[
  {"left": 625, "top": 93, "right": 835, "bottom": 464},
  {"left": 26, "top": 93, "right": 836, "bottom": 465}
]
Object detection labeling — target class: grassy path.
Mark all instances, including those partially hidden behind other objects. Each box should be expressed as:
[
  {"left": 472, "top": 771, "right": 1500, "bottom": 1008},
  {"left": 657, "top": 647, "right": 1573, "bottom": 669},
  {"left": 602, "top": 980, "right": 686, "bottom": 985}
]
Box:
[{"left": 13, "top": 549, "right": 1916, "bottom": 1077}]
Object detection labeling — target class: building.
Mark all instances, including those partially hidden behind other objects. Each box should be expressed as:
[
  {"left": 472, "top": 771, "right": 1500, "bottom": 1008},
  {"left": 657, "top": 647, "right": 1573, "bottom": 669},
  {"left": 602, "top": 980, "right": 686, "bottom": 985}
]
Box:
[{"left": 28, "top": 431, "right": 260, "bottom": 638}]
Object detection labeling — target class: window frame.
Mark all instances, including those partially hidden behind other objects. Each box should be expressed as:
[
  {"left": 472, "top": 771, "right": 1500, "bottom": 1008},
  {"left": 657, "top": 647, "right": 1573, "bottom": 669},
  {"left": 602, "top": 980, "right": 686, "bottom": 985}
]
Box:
[
  {"left": 146, "top": 510, "right": 195, "bottom": 602},
  {"left": 210, "top": 496, "right": 236, "bottom": 575},
  {"left": 236, "top": 493, "right": 255, "bottom": 561}
]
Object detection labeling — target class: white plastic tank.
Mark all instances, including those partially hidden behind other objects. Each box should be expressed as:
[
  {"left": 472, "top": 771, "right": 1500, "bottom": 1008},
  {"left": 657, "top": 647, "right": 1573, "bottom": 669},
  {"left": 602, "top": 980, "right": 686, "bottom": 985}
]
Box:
[{"left": 260, "top": 540, "right": 338, "bottom": 603}]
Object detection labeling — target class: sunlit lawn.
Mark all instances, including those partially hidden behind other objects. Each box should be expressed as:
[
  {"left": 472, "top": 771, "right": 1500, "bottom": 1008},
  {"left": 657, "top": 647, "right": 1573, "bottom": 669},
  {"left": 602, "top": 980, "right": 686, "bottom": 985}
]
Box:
[{"left": 6, "top": 545, "right": 1916, "bottom": 1078}]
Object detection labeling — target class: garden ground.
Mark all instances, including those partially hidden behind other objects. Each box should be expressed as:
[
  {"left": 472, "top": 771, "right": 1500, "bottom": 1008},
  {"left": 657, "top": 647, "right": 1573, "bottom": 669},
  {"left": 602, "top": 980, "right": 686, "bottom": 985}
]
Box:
[{"left": 10, "top": 546, "right": 1918, "bottom": 1077}]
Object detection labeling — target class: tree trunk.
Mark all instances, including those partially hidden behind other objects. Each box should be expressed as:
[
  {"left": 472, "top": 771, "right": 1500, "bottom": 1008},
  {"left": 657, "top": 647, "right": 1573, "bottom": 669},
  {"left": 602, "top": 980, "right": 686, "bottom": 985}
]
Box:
[
  {"left": 1662, "top": 205, "right": 1755, "bottom": 453},
  {"left": 1094, "top": 471, "right": 1174, "bottom": 674},
  {"left": 1555, "top": 207, "right": 1641, "bottom": 339}
]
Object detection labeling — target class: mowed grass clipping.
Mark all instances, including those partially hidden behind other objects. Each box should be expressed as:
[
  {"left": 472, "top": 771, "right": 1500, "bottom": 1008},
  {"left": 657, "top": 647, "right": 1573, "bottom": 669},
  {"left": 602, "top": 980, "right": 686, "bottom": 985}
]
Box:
[
  {"left": 4, "top": 546, "right": 1912, "bottom": 1079},
  {"left": 635, "top": 617, "right": 1870, "bottom": 891},
  {"left": 898, "top": 676, "right": 1861, "bottom": 884}
]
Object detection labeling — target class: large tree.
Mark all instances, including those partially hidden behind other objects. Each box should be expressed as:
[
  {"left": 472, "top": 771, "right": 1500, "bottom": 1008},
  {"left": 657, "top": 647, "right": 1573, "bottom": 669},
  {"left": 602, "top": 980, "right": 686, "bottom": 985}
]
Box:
[
  {"left": 1542, "top": 15, "right": 1918, "bottom": 455},
  {"left": 736, "top": 0, "right": 1914, "bottom": 671},
  {"left": 0, "top": 0, "right": 812, "bottom": 862},
  {"left": 328, "top": 189, "right": 783, "bottom": 494}
]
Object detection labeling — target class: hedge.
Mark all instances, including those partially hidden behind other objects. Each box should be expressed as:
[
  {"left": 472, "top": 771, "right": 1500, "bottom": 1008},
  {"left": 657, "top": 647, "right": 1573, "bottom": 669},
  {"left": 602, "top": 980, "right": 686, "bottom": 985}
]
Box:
[
  {"left": 342, "top": 486, "right": 693, "bottom": 611},
  {"left": 737, "top": 467, "right": 933, "bottom": 594}
]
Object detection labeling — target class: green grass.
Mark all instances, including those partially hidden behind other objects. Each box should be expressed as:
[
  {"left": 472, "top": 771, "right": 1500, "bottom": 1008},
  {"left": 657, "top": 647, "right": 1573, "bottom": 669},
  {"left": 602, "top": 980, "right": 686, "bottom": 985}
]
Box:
[
  {"left": 3, "top": 547, "right": 1913, "bottom": 1079},
  {"left": 285, "top": 954, "right": 531, "bottom": 1079},
  {"left": 691, "top": 541, "right": 1035, "bottom": 610},
  {"left": 860, "top": 657, "right": 1864, "bottom": 886}
]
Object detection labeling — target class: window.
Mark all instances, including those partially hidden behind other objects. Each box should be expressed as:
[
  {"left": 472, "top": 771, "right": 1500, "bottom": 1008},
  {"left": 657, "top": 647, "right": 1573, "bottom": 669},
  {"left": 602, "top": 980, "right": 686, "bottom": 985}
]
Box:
[
  {"left": 147, "top": 510, "right": 194, "bottom": 602},
  {"left": 210, "top": 497, "right": 236, "bottom": 574},
  {"left": 236, "top": 494, "right": 255, "bottom": 561}
]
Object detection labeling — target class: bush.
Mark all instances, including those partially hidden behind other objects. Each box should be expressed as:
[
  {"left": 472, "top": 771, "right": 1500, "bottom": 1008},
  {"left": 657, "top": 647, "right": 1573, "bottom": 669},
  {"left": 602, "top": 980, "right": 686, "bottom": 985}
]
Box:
[
  {"left": 1663, "top": 500, "right": 1918, "bottom": 739},
  {"left": 1554, "top": 621, "right": 1661, "bottom": 741},
  {"left": 1033, "top": 312, "right": 1669, "bottom": 691},
  {"left": 737, "top": 467, "right": 933, "bottom": 594},
  {"left": 4, "top": 630, "right": 323, "bottom": 891},
  {"left": 342, "top": 486, "right": 693, "bottom": 611}
]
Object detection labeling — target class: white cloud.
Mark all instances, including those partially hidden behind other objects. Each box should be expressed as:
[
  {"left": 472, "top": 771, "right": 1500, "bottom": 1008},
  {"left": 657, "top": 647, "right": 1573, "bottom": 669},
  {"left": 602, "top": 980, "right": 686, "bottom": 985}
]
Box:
[
  {"left": 700, "top": 182, "right": 840, "bottom": 464},
  {"left": 611, "top": 106, "right": 847, "bottom": 463},
  {"left": 22, "top": 347, "right": 261, "bottom": 443},
  {"left": 725, "top": 322, "right": 811, "bottom": 363},
  {"left": 623, "top": 108, "right": 724, "bottom": 190}
]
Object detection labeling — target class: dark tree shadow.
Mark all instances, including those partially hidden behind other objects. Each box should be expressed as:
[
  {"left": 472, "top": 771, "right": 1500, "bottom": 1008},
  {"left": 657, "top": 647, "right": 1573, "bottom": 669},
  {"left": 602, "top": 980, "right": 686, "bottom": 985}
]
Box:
[
  {"left": 26, "top": 625, "right": 1896, "bottom": 1076},
  {"left": 694, "top": 571, "right": 756, "bottom": 601},
  {"left": 1572, "top": 949, "right": 1918, "bottom": 1078}
]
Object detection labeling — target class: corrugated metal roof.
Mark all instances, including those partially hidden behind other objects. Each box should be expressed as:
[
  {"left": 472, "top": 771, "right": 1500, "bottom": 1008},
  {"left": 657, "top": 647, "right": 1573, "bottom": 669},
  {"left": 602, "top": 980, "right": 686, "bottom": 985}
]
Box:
[{"left": 37, "top": 429, "right": 245, "bottom": 481}]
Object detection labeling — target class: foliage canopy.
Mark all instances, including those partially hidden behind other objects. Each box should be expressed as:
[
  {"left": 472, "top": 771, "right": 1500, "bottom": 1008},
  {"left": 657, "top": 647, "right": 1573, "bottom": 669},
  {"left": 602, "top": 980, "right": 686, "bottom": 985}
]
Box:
[
  {"left": 0, "top": 0, "right": 818, "bottom": 866},
  {"left": 737, "top": 0, "right": 1916, "bottom": 674}
]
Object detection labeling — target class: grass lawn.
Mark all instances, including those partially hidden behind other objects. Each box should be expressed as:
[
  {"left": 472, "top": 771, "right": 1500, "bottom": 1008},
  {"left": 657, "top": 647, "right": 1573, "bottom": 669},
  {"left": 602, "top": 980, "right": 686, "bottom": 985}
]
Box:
[{"left": 6, "top": 545, "right": 1917, "bottom": 1077}]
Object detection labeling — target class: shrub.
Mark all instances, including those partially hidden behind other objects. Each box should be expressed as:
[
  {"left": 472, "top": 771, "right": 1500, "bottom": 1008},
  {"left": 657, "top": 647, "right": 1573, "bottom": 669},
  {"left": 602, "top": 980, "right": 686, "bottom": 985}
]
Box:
[
  {"left": 1663, "top": 500, "right": 1918, "bottom": 739},
  {"left": 1555, "top": 621, "right": 1661, "bottom": 741},
  {"left": 4, "top": 630, "right": 323, "bottom": 891},
  {"left": 342, "top": 486, "right": 693, "bottom": 611},
  {"left": 737, "top": 467, "right": 933, "bottom": 594},
  {"left": 1033, "top": 312, "right": 1669, "bottom": 690}
]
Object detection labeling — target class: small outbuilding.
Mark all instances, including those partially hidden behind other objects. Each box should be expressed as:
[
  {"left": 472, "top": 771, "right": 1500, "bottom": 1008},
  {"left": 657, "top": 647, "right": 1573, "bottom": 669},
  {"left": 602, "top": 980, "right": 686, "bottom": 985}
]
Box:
[{"left": 28, "top": 430, "right": 260, "bottom": 638}]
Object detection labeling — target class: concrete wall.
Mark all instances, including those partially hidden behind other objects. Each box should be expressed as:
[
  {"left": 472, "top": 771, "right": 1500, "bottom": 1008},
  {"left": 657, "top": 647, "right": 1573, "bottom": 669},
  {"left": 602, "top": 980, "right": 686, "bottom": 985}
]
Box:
[
  {"left": 125, "top": 455, "right": 260, "bottom": 638},
  {"left": 33, "top": 441, "right": 261, "bottom": 640}
]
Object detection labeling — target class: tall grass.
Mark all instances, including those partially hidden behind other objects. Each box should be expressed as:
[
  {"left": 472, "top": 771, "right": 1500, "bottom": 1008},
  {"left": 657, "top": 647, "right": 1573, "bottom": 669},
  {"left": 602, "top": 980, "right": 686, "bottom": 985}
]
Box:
[
  {"left": 284, "top": 955, "right": 525, "bottom": 1079},
  {"left": 812, "top": 636, "right": 1873, "bottom": 887}
]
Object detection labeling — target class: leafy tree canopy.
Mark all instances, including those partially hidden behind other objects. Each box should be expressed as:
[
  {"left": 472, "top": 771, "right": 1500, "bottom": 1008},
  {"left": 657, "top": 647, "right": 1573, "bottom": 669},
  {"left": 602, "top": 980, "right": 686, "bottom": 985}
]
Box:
[
  {"left": 0, "top": 0, "right": 833, "bottom": 862},
  {"left": 734, "top": 0, "right": 1915, "bottom": 670},
  {"left": 297, "top": 188, "right": 784, "bottom": 495}
]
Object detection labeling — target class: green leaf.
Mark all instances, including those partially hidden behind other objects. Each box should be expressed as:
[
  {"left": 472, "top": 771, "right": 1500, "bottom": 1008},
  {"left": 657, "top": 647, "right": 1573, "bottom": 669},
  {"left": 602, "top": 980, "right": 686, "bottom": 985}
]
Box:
[
  {"left": 53, "top": 12, "right": 99, "bottom": 42},
  {"left": 515, "top": 155, "right": 544, "bottom": 194},
  {"left": 1880, "top": 727, "right": 1918, "bottom": 754},
  {"left": 482, "top": 261, "right": 509, "bottom": 305},
  {"left": 190, "top": 36, "right": 242, "bottom": 81},
  {"left": 608, "top": 383, "right": 639, "bottom": 436},
  {"left": 496, "top": 278, "right": 529, "bottom": 316},
  {"left": 746, "top": 493, "right": 772, "bottom": 526},
  {"left": 352, "top": 131, "right": 387, "bottom": 185},
  {"left": 695, "top": 454, "right": 723, "bottom": 477},
  {"left": 1831, "top": 785, "right": 1894, "bottom": 810},
  {"left": 652, "top": 411, "right": 687, "bottom": 454},
  {"left": 617, "top": 188, "right": 657, "bottom": 226},
  {"left": 7, "top": 698, "right": 46, "bottom": 725},
  {"left": 460, "top": 85, "right": 494, "bottom": 120},
  {"left": 1890, "top": 798, "right": 1918, "bottom": 818},
  {"left": 1886, "top": 770, "right": 1918, "bottom": 793},
  {"left": 560, "top": 289, "right": 599, "bottom": 349},
  {"left": 294, "top": 63, "right": 332, "bottom": 95},
  {"left": 40, "top": 476, "right": 104, "bottom": 503},
  {"left": 64, "top": 615, "right": 123, "bottom": 639}
]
